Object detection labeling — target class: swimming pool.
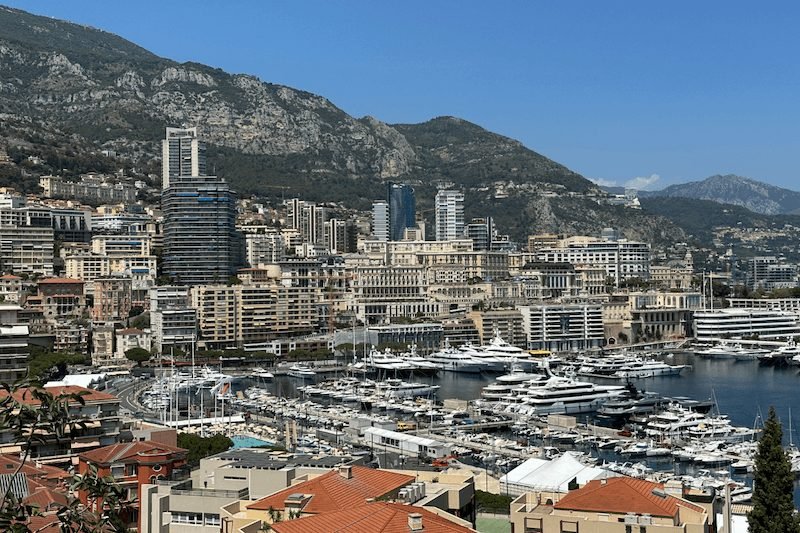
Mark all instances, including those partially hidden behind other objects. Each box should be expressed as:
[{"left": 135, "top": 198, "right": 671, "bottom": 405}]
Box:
[{"left": 230, "top": 435, "right": 275, "bottom": 449}]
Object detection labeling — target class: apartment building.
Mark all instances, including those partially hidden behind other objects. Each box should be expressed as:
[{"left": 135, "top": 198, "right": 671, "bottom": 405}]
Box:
[
  {"left": 519, "top": 304, "right": 605, "bottom": 351},
  {"left": 0, "top": 385, "right": 121, "bottom": 464},
  {"left": 509, "top": 477, "right": 711, "bottom": 533},
  {"left": 150, "top": 286, "right": 197, "bottom": 354},
  {"left": 78, "top": 440, "right": 188, "bottom": 530},
  {"left": 535, "top": 235, "right": 651, "bottom": 286},
  {"left": 467, "top": 308, "right": 527, "bottom": 346},
  {"left": 93, "top": 276, "right": 133, "bottom": 322},
  {"left": 0, "top": 303, "right": 29, "bottom": 383}
]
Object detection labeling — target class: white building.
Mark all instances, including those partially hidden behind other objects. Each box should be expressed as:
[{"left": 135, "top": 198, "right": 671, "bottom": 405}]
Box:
[
  {"left": 364, "top": 427, "right": 451, "bottom": 459},
  {"left": 536, "top": 236, "right": 651, "bottom": 286},
  {"left": 371, "top": 200, "right": 390, "bottom": 242},
  {"left": 519, "top": 304, "right": 605, "bottom": 351},
  {"left": 693, "top": 308, "right": 800, "bottom": 342},
  {"left": 162, "top": 126, "right": 206, "bottom": 188},
  {"left": 435, "top": 190, "right": 465, "bottom": 241},
  {"left": 245, "top": 232, "right": 286, "bottom": 266}
]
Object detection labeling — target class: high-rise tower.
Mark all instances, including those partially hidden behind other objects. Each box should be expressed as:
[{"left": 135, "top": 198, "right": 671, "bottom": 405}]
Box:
[
  {"left": 161, "top": 128, "right": 239, "bottom": 285},
  {"left": 162, "top": 127, "right": 206, "bottom": 189},
  {"left": 387, "top": 183, "right": 415, "bottom": 241},
  {"left": 435, "top": 189, "right": 465, "bottom": 241}
]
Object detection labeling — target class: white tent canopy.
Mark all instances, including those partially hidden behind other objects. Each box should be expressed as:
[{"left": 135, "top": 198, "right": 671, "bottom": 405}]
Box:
[{"left": 500, "top": 452, "right": 615, "bottom": 496}]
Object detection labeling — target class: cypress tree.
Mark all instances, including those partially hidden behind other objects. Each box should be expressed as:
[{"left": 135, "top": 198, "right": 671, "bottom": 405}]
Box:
[{"left": 747, "top": 407, "right": 799, "bottom": 533}]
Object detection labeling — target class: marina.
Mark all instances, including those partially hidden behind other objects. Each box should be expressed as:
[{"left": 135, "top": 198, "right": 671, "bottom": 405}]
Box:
[{"left": 128, "top": 342, "right": 800, "bottom": 507}]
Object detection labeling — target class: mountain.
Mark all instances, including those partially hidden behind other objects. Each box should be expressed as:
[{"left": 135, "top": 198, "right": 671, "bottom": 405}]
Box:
[
  {"left": 641, "top": 174, "right": 800, "bottom": 215},
  {"left": 0, "top": 5, "right": 686, "bottom": 244}
]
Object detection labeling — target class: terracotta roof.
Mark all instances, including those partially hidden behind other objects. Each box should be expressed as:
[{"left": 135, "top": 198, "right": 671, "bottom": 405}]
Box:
[
  {"left": 79, "top": 440, "right": 186, "bottom": 465},
  {"left": 0, "top": 274, "right": 21, "bottom": 280},
  {"left": 554, "top": 477, "right": 705, "bottom": 517},
  {"left": 37, "top": 277, "right": 84, "bottom": 284},
  {"left": 270, "top": 502, "right": 476, "bottom": 533},
  {"left": 0, "top": 454, "right": 71, "bottom": 484},
  {"left": 0, "top": 385, "right": 118, "bottom": 405},
  {"left": 247, "top": 466, "right": 414, "bottom": 513},
  {"left": 24, "top": 485, "right": 69, "bottom": 510}
]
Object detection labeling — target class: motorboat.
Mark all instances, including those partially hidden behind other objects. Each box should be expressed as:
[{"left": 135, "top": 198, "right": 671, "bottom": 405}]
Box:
[
  {"left": 427, "top": 341, "right": 489, "bottom": 373},
  {"left": 287, "top": 364, "right": 317, "bottom": 379},
  {"left": 250, "top": 367, "right": 275, "bottom": 380}
]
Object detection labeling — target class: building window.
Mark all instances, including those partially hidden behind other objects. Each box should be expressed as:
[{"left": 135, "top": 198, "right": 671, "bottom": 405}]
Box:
[
  {"left": 204, "top": 513, "right": 221, "bottom": 526},
  {"left": 560, "top": 521, "right": 578, "bottom": 533},
  {"left": 524, "top": 517, "right": 543, "bottom": 533},
  {"left": 172, "top": 512, "right": 203, "bottom": 525}
]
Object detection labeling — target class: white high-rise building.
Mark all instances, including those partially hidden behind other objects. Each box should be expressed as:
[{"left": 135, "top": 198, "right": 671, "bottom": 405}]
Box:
[
  {"left": 162, "top": 127, "right": 206, "bottom": 188},
  {"left": 372, "top": 200, "right": 390, "bottom": 242},
  {"left": 435, "top": 190, "right": 464, "bottom": 241}
]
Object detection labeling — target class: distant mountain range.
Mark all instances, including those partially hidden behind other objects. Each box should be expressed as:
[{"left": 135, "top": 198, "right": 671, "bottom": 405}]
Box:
[
  {"left": 640, "top": 174, "right": 800, "bottom": 215},
  {"left": 0, "top": 5, "right": 688, "bottom": 245}
]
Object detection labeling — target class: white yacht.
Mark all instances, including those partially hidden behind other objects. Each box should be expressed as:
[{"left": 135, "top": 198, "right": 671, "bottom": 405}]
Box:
[
  {"left": 250, "top": 367, "right": 275, "bottom": 380},
  {"left": 375, "top": 378, "right": 440, "bottom": 399},
  {"left": 397, "top": 346, "right": 440, "bottom": 375},
  {"left": 287, "top": 364, "right": 316, "bottom": 379},
  {"left": 615, "top": 359, "right": 689, "bottom": 378},
  {"left": 497, "top": 376, "right": 626, "bottom": 416},
  {"left": 471, "top": 333, "right": 542, "bottom": 371},
  {"left": 366, "top": 348, "right": 417, "bottom": 374},
  {"left": 427, "top": 342, "right": 489, "bottom": 373},
  {"left": 481, "top": 366, "right": 548, "bottom": 400}
]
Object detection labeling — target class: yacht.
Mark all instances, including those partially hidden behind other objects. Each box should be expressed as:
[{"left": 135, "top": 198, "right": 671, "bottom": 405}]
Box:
[
  {"left": 427, "top": 342, "right": 489, "bottom": 373},
  {"left": 397, "top": 346, "right": 440, "bottom": 376},
  {"left": 761, "top": 340, "right": 800, "bottom": 365},
  {"left": 480, "top": 366, "right": 548, "bottom": 400},
  {"left": 366, "top": 348, "right": 417, "bottom": 375},
  {"left": 250, "top": 367, "right": 275, "bottom": 380},
  {"left": 287, "top": 364, "right": 317, "bottom": 379},
  {"left": 375, "top": 378, "right": 440, "bottom": 399},
  {"left": 497, "top": 376, "right": 626, "bottom": 416},
  {"left": 615, "top": 359, "right": 689, "bottom": 378},
  {"left": 471, "top": 333, "right": 543, "bottom": 371}
]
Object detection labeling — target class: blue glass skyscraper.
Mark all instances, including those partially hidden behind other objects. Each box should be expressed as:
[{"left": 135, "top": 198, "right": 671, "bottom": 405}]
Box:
[{"left": 387, "top": 183, "right": 415, "bottom": 241}]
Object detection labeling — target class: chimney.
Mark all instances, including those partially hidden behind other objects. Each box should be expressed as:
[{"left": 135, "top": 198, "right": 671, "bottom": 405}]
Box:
[
  {"left": 339, "top": 465, "right": 353, "bottom": 479},
  {"left": 408, "top": 512, "right": 423, "bottom": 531}
]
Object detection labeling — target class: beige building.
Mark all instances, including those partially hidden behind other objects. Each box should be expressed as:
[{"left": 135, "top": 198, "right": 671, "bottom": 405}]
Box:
[
  {"left": 191, "top": 267, "right": 319, "bottom": 349},
  {"left": 602, "top": 292, "right": 703, "bottom": 345},
  {"left": 467, "top": 308, "right": 526, "bottom": 347},
  {"left": 93, "top": 276, "right": 132, "bottom": 322},
  {"left": 510, "top": 477, "right": 712, "bottom": 533}
]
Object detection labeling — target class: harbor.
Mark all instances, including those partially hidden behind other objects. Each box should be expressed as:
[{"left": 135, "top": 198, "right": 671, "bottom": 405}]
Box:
[{"left": 120, "top": 341, "right": 800, "bottom": 508}]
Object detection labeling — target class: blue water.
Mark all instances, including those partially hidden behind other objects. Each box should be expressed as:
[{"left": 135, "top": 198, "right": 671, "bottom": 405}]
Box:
[
  {"left": 256, "top": 355, "right": 800, "bottom": 433},
  {"left": 230, "top": 435, "right": 275, "bottom": 449}
]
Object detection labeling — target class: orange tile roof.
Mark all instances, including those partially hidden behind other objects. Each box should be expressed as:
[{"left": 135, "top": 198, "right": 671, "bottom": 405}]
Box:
[
  {"left": 24, "top": 486, "right": 69, "bottom": 510},
  {"left": 37, "top": 277, "right": 84, "bottom": 284},
  {"left": 79, "top": 440, "right": 186, "bottom": 465},
  {"left": 270, "top": 502, "right": 476, "bottom": 533},
  {"left": 247, "top": 466, "right": 414, "bottom": 514},
  {"left": 0, "top": 385, "right": 118, "bottom": 405},
  {"left": 554, "top": 477, "right": 705, "bottom": 517},
  {"left": 0, "top": 454, "right": 71, "bottom": 484},
  {"left": 0, "top": 274, "right": 21, "bottom": 280}
]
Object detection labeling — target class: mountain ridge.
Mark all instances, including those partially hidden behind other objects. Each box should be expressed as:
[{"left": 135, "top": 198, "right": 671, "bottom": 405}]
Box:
[
  {"left": 0, "top": 4, "right": 687, "bottom": 245},
  {"left": 641, "top": 174, "right": 800, "bottom": 215}
]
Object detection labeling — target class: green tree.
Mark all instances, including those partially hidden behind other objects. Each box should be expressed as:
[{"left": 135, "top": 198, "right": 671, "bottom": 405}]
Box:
[
  {"left": 748, "top": 407, "right": 799, "bottom": 533},
  {"left": 124, "top": 347, "right": 151, "bottom": 366},
  {"left": 177, "top": 433, "right": 234, "bottom": 467}
]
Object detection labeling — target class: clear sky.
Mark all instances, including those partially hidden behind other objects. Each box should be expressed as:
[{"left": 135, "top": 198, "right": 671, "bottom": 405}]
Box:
[{"left": 5, "top": 1, "right": 800, "bottom": 190}]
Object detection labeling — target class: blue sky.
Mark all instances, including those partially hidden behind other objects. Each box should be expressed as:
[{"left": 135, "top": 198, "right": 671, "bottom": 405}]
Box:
[{"left": 6, "top": 1, "right": 800, "bottom": 190}]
